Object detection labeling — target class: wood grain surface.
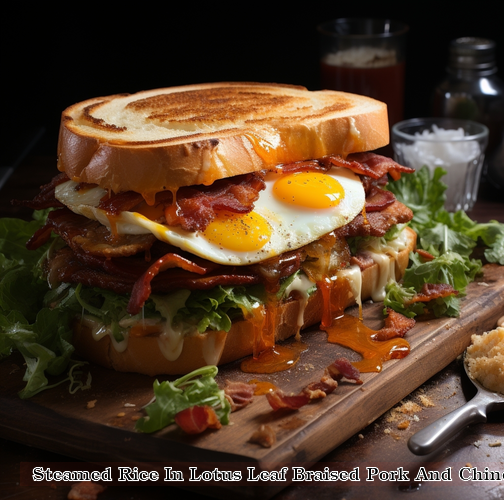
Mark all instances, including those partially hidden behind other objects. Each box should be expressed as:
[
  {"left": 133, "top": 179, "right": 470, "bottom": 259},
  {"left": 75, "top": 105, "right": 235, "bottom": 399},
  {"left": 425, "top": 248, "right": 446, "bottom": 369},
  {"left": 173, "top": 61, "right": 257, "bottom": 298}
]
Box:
[{"left": 1, "top": 264, "right": 503, "bottom": 499}]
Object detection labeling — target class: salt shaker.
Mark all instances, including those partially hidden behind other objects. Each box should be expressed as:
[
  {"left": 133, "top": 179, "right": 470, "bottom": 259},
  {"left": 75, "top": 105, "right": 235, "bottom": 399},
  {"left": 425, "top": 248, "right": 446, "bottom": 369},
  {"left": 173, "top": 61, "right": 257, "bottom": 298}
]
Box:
[{"left": 432, "top": 37, "right": 504, "bottom": 189}]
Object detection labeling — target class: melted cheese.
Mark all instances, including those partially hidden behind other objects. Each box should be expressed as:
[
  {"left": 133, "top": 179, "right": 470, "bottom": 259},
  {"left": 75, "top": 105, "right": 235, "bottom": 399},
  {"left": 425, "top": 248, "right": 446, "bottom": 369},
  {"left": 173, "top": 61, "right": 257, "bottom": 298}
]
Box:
[
  {"left": 81, "top": 315, "right": 129, "bottom": 353},
  {"left": 364, "top": 251, "right": 396, "bottom": 301},
  {"left": 338, "top": 264, "right": 363, "bottom": 309},
  {"left": 284, "top": 272, "right": 316, "bottom": 330},
  {"left": 201, "top": 332, "right": 227, "bottom": 365}
]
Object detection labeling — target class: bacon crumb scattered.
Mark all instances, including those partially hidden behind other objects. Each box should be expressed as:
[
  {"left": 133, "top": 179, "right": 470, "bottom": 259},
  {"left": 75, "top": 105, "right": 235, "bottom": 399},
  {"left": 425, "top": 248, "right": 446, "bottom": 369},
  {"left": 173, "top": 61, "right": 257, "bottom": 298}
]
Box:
[
  {"left": 174, "top": 405, "right": 222, "bottom": 434},
  {"left": 249, "top": 425, "right": 277, "bottom": 448},
  {"left": 266, "top": 390, "right": 310, "bottom": 411},
  {"left": 371, "top": 308, "right": 416, "bottom": 341},
  {"left": 224, "top": 380, "right": 256, "bottom": 412},
  {"left": 406, "top": 283, "right": 459, "bottom": 305},
  {"left": 326, "top": 358, "right": 363, "bottom": 384},
  {"left": 67, "top": 481, "right": 105, "bottom": 500},
  {"left": 266, "top": 357, "right": 362, "bottom": 411},
  {"left": 415, "top": 248, "right": 436, "bottom": 261}
]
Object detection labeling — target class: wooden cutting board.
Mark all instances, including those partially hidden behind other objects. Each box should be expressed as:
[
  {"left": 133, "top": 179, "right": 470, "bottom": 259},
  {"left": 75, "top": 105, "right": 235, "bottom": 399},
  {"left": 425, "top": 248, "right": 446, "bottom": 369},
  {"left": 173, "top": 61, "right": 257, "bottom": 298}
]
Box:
[{"left": 1, "top": 264, "right": 503, "bottom": 499}]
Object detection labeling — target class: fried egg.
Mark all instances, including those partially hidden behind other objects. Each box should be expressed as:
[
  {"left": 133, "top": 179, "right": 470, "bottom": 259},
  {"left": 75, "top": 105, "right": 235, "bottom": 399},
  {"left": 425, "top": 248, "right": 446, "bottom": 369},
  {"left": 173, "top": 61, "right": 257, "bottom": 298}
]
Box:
[{"left": 55, "top": 167, "right": 365, "bottom": 265}]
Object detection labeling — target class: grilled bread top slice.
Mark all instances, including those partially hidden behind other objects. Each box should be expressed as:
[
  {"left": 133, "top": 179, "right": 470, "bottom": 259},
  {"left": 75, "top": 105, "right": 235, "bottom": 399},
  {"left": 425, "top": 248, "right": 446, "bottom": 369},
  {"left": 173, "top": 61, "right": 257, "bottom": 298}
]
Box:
[{"left": 58, "top": 82, "right": 388, "bottom": 197}]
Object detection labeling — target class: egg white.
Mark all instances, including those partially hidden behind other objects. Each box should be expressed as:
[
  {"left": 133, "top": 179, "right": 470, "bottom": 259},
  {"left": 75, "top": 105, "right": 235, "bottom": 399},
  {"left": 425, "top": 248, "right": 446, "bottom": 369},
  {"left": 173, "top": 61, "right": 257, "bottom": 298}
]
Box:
[{"left": 55, "top": 167, "right": 365, "bottom": 265}]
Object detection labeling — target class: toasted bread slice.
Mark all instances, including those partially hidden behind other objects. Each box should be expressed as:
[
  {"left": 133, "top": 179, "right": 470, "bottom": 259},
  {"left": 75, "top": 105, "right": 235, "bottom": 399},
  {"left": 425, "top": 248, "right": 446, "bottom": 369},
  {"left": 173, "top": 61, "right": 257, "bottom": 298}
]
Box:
[
  {"left": 58, "top": 83, "right": 388, "bottom": 197},
  {"left": 72, "top": 227, "right": 416, "bottom": 376}
]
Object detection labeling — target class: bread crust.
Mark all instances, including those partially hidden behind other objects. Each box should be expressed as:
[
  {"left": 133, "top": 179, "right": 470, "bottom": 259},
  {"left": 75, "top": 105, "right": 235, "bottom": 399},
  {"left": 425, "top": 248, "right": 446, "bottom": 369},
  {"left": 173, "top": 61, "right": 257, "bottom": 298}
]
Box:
[
  {"left": 72, "top": 228, "right": 416, "bottom": 376},
  {"left": 57, "top": 83, "right": 388, "bottom": 198}
]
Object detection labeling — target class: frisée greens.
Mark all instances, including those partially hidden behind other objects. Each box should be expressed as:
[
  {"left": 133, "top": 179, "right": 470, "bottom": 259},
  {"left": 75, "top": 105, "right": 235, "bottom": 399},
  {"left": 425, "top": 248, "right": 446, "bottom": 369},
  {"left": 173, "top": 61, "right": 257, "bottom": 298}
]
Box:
[
  {"left": 135, "top": 365, "right": 231, "bottom": 433},
  {"left": 0, "top": 213, "right": 264, "bottom": 398},
  {"left": 384, "top": 166, "right": 504, "bottom": 318}
]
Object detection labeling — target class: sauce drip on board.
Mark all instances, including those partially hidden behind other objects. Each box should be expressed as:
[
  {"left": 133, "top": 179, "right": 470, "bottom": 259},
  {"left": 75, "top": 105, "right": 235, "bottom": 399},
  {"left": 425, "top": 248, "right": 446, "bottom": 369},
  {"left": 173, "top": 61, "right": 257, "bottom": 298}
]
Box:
[
  {"left": 241, "top": 341, "right": 308, "bottom": 374},
  {"left": 240, "top": 292, "right": 309, "bottom": 374},
  {"left": 322, "top": 314, "right": 410, "bottom": 372},
  {"left": 248, "top": 379, "right": 278, "bottom": 395}
]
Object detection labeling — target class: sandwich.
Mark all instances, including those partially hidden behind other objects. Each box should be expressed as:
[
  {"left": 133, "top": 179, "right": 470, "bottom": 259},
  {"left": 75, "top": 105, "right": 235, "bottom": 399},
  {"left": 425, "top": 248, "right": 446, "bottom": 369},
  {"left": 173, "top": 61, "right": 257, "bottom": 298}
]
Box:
[{"left": 22, "top": 82, "right": 416, "bottom": 376}]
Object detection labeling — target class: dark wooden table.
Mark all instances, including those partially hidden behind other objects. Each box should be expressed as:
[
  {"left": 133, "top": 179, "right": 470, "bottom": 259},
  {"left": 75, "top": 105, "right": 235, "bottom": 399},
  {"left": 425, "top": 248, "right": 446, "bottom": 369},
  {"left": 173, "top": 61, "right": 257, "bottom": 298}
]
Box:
[{"left": 1, "top": 155, "right": 503, "bottom": 500}]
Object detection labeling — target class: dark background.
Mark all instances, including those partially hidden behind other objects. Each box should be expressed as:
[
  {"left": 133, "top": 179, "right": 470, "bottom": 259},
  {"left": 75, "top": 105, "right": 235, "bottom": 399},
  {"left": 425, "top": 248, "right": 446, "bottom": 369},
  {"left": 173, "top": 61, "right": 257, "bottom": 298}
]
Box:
[{"left": 3, "top": 1, "right": 503, "bottom": 157}]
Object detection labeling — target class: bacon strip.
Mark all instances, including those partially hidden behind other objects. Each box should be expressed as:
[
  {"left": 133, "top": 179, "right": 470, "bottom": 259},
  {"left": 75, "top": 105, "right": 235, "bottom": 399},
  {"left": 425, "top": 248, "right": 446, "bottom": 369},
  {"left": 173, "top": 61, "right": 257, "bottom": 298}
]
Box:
[
  {"left": 371, "top": 308, "right": 416, "bottom": 341},
  {"left": 281, "top": 153, "right": 414, "bottom": 182},
  {"left": 13, "top": 172, "right": 69, "bottom": 209},
  {"left": 406, "top": 283, "right": 459, "bottom": 305},
  {"left": 278, "top": 159, "right": 331, "bottom": 174},
  {"left": 335, "top": 201, "right": 414, "bottom": 238},
  {"left": 266, "top": 390, "right": 310, "bottom": 411},
  {"left": 127, "top": 253, "right": 209, "bottom": 314},
  {"left": 415, "top": 249, "right": 436, "bottom": 261},
  {"left": 27, "top": 208, "right": 156, "bottom": 257},
  {"left": 365, "top": 185, "right": 397, "bottom": 212},
  {"left": 166, "top": 173, "right": 266, "bottom": 231},
  {"left": 98, "top": 191, "right": 144, "bottom": 215},
  {"left": 224, "top": 381, "right": 256, "bottom": 412},
  {"left": 174, "top": 405, "right": 222, "bottom": 434},
  {"left": 322, "top": 153, "right": 414, "bottom": 181}
]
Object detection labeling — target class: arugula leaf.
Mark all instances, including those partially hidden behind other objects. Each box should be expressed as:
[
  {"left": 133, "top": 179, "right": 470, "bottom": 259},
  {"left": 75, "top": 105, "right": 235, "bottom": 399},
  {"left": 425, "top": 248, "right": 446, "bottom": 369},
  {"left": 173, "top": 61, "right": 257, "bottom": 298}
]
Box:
[
  {"left": 135, "top": 366, "right": 231, "bottom": 433},
  {"left": 385, "top": 166, "right": 503, "bottom": 317}
]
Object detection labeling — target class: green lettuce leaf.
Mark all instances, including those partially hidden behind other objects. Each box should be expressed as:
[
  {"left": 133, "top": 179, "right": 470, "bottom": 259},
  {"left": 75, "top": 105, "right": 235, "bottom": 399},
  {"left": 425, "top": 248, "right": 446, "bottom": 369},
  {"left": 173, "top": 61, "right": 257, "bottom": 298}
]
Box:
[
  {"left": 135, "top": 365, "right": 231, "bottom": 433},
  {"left": 385, "top": 166, "right": 503, "bottom": 317}
]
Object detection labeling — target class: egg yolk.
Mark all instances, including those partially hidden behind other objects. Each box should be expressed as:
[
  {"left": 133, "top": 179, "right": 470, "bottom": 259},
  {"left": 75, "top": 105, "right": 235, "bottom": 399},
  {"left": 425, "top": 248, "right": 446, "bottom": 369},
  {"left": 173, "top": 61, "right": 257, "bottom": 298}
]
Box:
[
  {"left": 273, "top": 172, "right": 345, "bottom": 209},
  {"left": 203, "top": 211, "right": 272, "bottom": 251}
]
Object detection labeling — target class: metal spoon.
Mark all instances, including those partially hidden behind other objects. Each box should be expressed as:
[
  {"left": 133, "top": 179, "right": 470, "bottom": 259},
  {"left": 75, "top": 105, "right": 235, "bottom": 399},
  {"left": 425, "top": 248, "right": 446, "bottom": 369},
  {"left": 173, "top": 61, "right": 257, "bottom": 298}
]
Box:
[{"left": 408, "top": 352, "right": 504, "bottom": 455}]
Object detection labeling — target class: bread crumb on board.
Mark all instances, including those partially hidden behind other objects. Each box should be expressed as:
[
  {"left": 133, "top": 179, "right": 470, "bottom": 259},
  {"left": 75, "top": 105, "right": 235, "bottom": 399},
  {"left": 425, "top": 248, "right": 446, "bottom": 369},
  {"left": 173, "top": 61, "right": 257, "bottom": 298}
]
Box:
[
  {"left": 86, "top": 400, "right": 97, "bottom": 409},
  {"left": 418, "top": 395, "right": 435, "bottom": 407}
]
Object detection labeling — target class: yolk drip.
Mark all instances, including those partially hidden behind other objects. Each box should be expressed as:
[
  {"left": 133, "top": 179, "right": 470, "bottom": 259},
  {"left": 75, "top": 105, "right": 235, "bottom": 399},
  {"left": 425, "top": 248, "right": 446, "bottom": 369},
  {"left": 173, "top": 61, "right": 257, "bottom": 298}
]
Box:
[
  {"left": 203, "top": 211, "right": 271, "bottom": 252},
  {"left": 273, "top": 172, "right": 345, "bottom": 209}
]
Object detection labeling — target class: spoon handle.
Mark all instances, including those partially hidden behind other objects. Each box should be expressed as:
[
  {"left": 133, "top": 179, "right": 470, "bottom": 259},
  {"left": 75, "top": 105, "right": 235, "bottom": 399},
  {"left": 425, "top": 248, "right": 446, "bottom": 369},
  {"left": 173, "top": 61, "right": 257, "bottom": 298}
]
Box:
[{"left": 408, "top": 391, "right": 488, "bottom": 455}]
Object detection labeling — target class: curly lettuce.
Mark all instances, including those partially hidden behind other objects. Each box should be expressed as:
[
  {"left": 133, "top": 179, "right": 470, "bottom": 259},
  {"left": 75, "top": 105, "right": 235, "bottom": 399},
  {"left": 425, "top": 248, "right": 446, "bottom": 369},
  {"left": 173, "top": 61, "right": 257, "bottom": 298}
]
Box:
[{"left": 384, "top": 166, "right": 504, "bottom": 318}]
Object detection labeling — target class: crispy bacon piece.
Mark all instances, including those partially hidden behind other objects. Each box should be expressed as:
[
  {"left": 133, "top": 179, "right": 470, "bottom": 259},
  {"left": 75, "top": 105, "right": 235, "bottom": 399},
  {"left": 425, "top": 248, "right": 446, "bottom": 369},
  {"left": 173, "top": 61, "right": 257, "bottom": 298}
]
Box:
[
  {"left": 13, "top": 172, "right": 69, "bottom": 210},
  {"left": 335, "top": 201, "right": 413, "bottom": 238},
  {"left": 278, "top": 159, "right": 331, "bottom": 174},
  {"left": 27, "top": 208, "right": 157, "bottom": 257},
  {"left": 68, "top": 481, "right": 106, "bottom": 500},
  {"left": 26, "top": 222, "right": 55, "bottom": 251},
  {"left": 345, "top": 153, "right": 415, "bottom": 180},
  {"left": 266, "top": 357, "right": 360, "bottom": 411},
  {"left": 326, "top": 358, "right": 363, "bottom": 384},
  {"left": 174, "top": 405, "right": 222, "bottom": 434},
  {"left": 371, "top": 308, "right": 416, "bottom": 341},
  {"left": 266, "top": 390, "right": 310, "bottom": 411},
  {"left": 166, "top": 173, "right": 266, "bottom": 231},
  {"left": 281, "top": 153, "right": 413, "bottom": 183},
  {"left": 303, "top": 374, "right": 339, "bottom": 399},
  {"left": 224, "top": 380, "right": 256, "bottom": 412},
  {"left": 406, "top": 283, "right": 459, "bottom": 304},
  {"left": 415, "top": 249, "right": 436, "bottom": 261},
  {"left": 98, "top": 191, "right": 144, "bottom": 215},
  {"left": 365, "top": 185, "right": 397, "bottom": 212},
  {"left": 44, "top": 244, "right": 302, "bottom": 303},
  {"left": 127, "top": 253, "right": 209, "bottom": 314},
  {"left": 350, "top": 252, "right": 375, "bottom": 271},
  {"left": 249, "top": 424, "right": 277, "bottom": 448}
]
